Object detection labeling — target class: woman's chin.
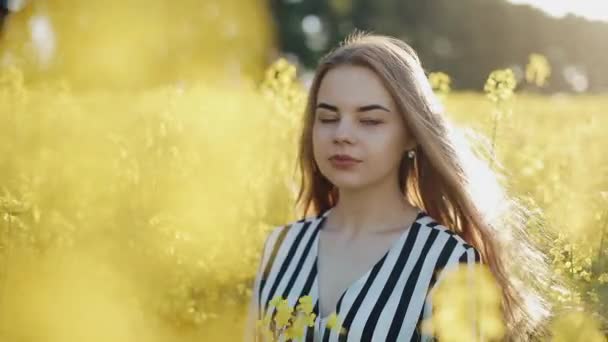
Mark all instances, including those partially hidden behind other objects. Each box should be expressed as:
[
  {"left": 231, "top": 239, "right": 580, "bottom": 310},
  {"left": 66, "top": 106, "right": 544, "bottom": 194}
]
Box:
[{"left": 327, "top": 179, "right": 369, "bottom": 191}]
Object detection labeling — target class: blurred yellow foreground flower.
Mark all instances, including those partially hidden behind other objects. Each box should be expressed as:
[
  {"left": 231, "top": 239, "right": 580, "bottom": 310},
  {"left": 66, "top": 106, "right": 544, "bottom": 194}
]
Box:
[
  {"left": 421, "top": 263, "right": 505, "bottom": 342},
  {"left": 550, "top": 310, "right": 605, "bottom": 342}
]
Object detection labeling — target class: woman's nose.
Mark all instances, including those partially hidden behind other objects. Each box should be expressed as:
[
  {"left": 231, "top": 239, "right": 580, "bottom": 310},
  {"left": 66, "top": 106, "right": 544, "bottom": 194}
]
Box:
[{"left": 333, "top": 117, "right": 356, "bottom": 144}]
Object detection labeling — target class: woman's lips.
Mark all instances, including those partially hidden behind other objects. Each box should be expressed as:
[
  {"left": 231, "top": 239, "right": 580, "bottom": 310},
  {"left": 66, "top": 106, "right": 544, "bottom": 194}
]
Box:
[{"left": 329, "top": 157, "right": 360, "bottom": 169}]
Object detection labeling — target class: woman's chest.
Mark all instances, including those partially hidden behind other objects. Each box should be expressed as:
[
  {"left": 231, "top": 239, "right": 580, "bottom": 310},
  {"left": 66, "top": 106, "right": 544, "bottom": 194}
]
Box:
[
  {"left": 316, "top": 230, "right": 404, "bottom": 319},
  {"left": 258, "top": 221, "right": 443, "bottom": 341}
]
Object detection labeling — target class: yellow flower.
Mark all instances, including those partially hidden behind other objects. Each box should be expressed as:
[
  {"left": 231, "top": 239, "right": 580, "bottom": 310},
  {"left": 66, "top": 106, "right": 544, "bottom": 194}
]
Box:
[
  {"left": 269, "top": 295, "right": 283, "bottom": 308},
  {"left": 525, "top": 53, "right": 551, "bottom": 87},
  {"left": 304, "top": 312, "right": 317, "bottom": 327},
  {"left": 296, "top": 295, "right": 313, "bottom": 314},
  {"left": 326, "top": 312, "right": 339, "bottom": 330},
  {"left": 429, "top": 72, "right": 451, "bottom": 94},
  {"left": 285, "top": 314, "right": 309, "bottom": 340},
  {"left": 258, "top": 295, "right": 319, "bottom": 340},
  {"left": 274, "top": 298, "right": 293, "bottom": 329},
  {"left": 484, "top": 69, "right": 517, "bottom": 103},
  {"left": 326, "top": 312, "right": 347, "bottom": 335}
]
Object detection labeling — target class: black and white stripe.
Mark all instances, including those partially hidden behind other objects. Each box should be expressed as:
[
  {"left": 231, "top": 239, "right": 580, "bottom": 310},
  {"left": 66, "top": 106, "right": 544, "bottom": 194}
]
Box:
[{"left": 252, "top": 209, "right": 483, "bottom": 342}]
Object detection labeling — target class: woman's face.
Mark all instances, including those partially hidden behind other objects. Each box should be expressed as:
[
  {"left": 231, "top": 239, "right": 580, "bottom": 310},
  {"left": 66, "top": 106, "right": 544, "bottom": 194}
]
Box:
[{"left": 312, "top": 64, "right": 416, "bottom": 191}]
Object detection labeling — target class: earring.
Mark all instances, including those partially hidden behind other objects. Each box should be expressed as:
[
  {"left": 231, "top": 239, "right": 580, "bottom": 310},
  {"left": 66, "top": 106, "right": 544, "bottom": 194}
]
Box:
[{"left": 407, "top": 149, "right": 416, "bottom": 159}]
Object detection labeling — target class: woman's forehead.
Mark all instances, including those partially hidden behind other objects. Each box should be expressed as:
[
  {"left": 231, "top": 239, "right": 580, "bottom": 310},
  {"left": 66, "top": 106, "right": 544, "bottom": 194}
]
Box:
[{"left": 316, "top": 65, "right": 396, "bottom": 111}]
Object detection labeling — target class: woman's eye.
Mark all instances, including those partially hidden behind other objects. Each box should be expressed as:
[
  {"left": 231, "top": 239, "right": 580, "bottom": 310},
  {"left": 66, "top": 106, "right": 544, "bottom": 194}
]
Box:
[
  {"left": 319, "top": 118, "right": 338, "bottom": 123},
  {"left": 318, "top": 118, "right": 382, "bottom": 125},
  {"left": 361, "top": 120, "right": 382, "bottom": 125}
]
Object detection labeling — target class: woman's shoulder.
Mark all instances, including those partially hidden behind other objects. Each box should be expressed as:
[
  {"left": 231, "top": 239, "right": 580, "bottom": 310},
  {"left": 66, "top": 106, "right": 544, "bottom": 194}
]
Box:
[
  {"left": 416, "top": 212, "right": 482, "bottom": 263},
  {"left": 260, "top": 214, "right": 322, "bottom": 251},
  {"left": 256, "top": 214, "right": 322, "bottom": 274}
]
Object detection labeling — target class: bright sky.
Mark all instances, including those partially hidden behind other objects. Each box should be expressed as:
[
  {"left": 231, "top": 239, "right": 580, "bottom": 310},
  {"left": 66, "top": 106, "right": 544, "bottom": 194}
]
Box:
[{"left": 508, "top": 0, "right": 608, "bottom": 22}]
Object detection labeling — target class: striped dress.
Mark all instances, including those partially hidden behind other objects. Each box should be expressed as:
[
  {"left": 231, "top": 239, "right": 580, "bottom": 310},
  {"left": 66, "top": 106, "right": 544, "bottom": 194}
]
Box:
[{"left": 251, "top": 207, "right": 482, "bottom": 342}]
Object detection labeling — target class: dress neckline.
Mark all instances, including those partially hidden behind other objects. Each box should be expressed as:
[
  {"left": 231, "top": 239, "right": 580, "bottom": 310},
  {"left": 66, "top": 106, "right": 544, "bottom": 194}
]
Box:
[{"left": 312, "top": 207, "right": 425, "bottom": 321}]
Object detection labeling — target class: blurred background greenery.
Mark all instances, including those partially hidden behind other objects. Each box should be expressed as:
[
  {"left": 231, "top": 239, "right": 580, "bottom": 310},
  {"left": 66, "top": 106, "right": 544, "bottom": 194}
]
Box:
[{"left": 0, "top": 0, "right": 606, "bottom": 340}]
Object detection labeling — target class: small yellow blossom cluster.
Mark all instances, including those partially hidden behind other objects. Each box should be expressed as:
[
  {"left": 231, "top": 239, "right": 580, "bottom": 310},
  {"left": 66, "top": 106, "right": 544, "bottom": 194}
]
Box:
[
  {"left": 260, "top": 58, "right": 306, "bottom": 125},
  {"left": 256, "top": 295, "right": 347, "bottom": 341},
  {"left": 256, "top": 295, "right": 316, "bottom": 341},
  {"left": 525, "top": 53, "right": 551, "bottom": 87},
  {"left": 428, "top": 72, "right": 451, "bottom": 95},
  {"left": 546, "top": 229, "right": 608, "bottom": 310},
  {"left": 484, "top": 68, "right": 517, "bottom": 103},
  {"left": 325, "top": 312, "right": 347, "bottom": 336},
  {"left": 549, "top": 233, "right": 595, "bottom": 283},
  {"left": 263, "top": 59, "right": 297, "bottom": 89}
]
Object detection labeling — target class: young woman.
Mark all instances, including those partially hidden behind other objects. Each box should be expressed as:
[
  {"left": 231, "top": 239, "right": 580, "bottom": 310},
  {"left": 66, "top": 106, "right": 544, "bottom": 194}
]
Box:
[{"left": 244, "top": 32, "right": 553, "bottom": 341}]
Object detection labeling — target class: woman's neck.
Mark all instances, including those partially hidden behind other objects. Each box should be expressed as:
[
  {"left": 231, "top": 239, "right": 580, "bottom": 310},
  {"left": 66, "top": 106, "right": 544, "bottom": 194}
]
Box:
[{"left": 324, "top": 182, "right": 419, "bottom": 236}]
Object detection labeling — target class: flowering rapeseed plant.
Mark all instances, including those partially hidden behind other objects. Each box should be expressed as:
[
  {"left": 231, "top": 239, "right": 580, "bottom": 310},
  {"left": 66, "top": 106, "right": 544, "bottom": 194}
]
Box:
[
  {"left": 484, "top": 68, "right": 517, "bottom": 103},
  {"left": 483, "top": 68, "right": 517, "bottom": 158}
]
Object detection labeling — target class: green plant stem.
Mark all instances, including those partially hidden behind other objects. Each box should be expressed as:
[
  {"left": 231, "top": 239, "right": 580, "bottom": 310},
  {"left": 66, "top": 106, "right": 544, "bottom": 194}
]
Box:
[
  {"left": 597, "top": 209, "right": 608, "bottom": 272},
  {"left": 0, "top": 213, "right": 10, "bottom": 314},
  {"left": 489, "top": 101, "right": 503, "bottom": 169},
  {"left": 491, "top": 111, "right": 498, "bottom": 155}
]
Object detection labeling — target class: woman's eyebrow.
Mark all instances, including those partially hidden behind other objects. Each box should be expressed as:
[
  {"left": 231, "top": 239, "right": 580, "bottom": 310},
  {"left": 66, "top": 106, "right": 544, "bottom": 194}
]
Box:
[
  {"left": 316, "top": 102, "right": 390, "bottom": 113},
  {"left": 316, "top": 102, "right": 338, "bottom": 112},
  {"left": 358, "top": 104, "right": 390, "bottom": 112}
]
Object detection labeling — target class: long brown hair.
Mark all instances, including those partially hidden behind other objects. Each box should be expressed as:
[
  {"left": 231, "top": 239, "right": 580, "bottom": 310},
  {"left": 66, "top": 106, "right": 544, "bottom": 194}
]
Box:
[{"left": 295, "top": 31, "right": 557, "bottom": 340}]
